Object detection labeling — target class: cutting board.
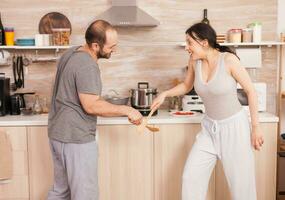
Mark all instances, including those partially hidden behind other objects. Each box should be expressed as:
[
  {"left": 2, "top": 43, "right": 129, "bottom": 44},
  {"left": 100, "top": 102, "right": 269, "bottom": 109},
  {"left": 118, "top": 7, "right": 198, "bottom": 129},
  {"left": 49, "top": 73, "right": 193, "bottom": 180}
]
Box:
[{"left": 38, "top": 12, "right": 72, "bottom": 34}]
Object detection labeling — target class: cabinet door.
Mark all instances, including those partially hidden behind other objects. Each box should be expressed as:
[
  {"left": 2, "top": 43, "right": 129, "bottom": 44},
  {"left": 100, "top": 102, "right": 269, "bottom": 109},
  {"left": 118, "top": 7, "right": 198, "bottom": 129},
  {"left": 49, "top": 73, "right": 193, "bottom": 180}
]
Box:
[
  {"left": 27, "top": 126, "right": 53, "bottom": 200},
  {"left": 97, "top": 125, "right": 154, "bottom": 200},
  {"left": 154, "top": 124, "right": 215, "bottom": 200},
  {"left": 0, "top": 127, "right": 29, "bottom": 200},
  {"left": 215, "top": 123, "right": 277, "bottom": 200}
]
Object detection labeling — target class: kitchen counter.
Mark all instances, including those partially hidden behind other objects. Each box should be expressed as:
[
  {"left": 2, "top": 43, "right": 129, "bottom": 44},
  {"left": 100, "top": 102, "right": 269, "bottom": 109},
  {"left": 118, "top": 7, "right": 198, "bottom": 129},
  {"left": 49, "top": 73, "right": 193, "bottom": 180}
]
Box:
[{"left": 0, "top": 110, "right": 279, "bottom": 126}]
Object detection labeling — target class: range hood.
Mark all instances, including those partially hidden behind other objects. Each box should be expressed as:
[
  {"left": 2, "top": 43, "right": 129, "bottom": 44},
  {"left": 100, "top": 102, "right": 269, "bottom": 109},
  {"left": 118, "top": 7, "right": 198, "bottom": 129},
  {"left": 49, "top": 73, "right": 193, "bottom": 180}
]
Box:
[{"left": 96, "top": 0, "right": 159, "bottom": 27}]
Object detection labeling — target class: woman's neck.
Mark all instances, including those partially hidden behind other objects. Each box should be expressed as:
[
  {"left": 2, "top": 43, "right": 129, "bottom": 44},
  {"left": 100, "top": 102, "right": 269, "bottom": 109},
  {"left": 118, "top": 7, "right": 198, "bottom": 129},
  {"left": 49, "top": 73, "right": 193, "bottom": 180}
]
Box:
[{"left": 203, "top": 49, "right": 221, "bottom": 68}]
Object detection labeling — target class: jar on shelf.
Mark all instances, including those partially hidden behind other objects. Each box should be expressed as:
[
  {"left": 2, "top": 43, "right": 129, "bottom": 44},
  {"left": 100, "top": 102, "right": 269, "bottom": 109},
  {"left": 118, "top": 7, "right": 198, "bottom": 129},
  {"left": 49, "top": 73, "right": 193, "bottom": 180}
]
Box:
[
  {"left": 248, "top": 22, "right": 262, "bottom": 43},
  {"left": 228, "top": 29, "right": 242, "bottom": 43},
  {"left": 242, "top": 28, "right": 253, "bottom": 43},
  {"left": 4, "top": 27, "right": 14, "bottom": 46},
  {"left": 52, "top": 28, "right": 70, "bottom": 46}
]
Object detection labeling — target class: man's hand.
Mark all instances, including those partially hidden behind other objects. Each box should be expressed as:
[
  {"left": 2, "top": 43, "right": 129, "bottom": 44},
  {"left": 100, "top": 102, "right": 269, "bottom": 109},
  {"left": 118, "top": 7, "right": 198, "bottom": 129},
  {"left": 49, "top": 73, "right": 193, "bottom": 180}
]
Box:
[{"left": 127, "top": 107, "right": 143, "bottom": 125}]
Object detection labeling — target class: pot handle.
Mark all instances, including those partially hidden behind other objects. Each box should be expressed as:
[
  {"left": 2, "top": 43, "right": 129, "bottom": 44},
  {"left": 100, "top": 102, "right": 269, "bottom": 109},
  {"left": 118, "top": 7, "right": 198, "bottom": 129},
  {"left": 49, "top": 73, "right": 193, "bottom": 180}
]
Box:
[
  {"left": 138, "top": 82, "right": 149, "bottom": 89},
  {"left": 146, "top": 91, "right": 158, "bottom": 95}
]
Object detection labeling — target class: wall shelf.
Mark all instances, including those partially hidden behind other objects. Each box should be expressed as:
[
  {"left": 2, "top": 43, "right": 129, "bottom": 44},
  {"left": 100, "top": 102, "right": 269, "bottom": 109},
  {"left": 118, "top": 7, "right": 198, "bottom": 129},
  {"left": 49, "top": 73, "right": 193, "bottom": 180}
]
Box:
[
  {"left": 0, "top": 45, "right": 70, "bottom": 51},
  {"left": 179, "top": 41, "right": 285, "bottom": 48},
  {"left": 0, "top": 45, "right": 70, "bottom": 50}
]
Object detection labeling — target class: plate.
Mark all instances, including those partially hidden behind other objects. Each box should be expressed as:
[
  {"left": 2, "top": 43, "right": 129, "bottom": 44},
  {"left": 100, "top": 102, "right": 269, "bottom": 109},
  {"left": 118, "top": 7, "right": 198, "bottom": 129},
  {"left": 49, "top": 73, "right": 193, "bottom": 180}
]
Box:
[
  {"left": 170, "top": 110, "right": 198, "bottom": 117},
  {"left": 38, "top": 12, "right": 72, "bottom": 34}
]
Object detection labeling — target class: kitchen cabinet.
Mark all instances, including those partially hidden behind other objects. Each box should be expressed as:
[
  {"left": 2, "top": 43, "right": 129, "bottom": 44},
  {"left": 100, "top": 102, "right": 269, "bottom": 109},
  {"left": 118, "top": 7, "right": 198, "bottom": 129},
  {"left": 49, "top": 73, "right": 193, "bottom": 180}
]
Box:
[
  {"left": 27, "top": 126, "right": 53, "bottom": 200},
  {"left": 0, "top": 121, "right": 277, "bottom": 200},
  {"left": 215, "top": 123, "right": 277, "bottom": 200},
  {"left": 97, "top": 125, "right": 154, "bottom": 200},
  {"left": 0, "top": 127, "right": 29, "bottom": 200},
  {"left": 26, "top": 125, "right": 154, "bottom": 200},
  {"left": 154, "top": 124, "right": 215, "bottom": 200},
  {"left": 155, "top": 123, "right": 277, "bottom": 200}
]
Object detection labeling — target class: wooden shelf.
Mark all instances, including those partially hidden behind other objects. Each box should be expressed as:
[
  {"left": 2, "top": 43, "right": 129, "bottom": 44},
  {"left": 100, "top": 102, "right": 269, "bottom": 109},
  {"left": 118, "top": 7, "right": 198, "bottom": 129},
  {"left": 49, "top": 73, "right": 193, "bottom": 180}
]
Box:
[
  {"left": 0, "top": 45, "right": 70, "bottom": 50},
  {"left": 179, "top": 41, "right": 285, "bottom": 47}
]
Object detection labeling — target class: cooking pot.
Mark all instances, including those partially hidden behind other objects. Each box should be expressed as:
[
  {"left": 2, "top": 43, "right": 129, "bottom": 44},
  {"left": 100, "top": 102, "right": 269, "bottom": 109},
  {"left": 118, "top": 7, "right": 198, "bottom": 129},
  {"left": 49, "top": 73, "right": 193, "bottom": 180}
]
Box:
[{"left": 130, "top": 82, "right": 157, "bottom": 109}]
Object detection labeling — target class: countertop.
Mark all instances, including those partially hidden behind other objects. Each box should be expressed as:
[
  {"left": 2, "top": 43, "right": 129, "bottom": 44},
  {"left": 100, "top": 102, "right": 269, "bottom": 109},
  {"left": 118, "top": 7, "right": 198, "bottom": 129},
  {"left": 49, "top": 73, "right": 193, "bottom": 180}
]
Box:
[{"left": 0, "top": 110, "right": 279, "bottom": 126}]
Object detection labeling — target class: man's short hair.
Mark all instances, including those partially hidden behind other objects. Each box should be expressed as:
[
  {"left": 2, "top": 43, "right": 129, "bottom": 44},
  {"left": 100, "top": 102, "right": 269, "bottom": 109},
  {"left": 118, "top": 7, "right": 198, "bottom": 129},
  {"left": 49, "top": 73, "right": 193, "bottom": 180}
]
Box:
[{"left": 85, "top": 20, "right": 115, "bottom": 48}]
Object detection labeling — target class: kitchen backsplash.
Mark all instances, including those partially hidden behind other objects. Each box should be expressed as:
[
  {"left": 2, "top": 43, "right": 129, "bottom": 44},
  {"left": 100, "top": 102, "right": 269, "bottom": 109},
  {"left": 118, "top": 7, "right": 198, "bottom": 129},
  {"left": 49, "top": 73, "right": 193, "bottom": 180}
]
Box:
[{"left": 0, "top": 0, "right": 278, "bottom": 113}]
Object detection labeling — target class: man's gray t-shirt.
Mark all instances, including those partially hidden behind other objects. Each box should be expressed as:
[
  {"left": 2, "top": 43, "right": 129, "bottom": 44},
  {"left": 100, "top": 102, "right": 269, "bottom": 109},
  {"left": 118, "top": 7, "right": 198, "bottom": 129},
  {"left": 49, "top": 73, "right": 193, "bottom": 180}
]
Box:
[{"left": 48, "top": 46, "right": 102, "bottom": 143}]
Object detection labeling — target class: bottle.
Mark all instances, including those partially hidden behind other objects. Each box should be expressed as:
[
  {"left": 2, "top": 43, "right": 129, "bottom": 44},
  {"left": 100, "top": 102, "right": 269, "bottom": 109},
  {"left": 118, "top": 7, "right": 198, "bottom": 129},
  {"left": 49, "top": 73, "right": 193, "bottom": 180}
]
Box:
[
  {"left": 201, "top": 9, "right": 210, "bottom": 25},
  {"left": 248, "top": 22, "right": 262, "bottom": 43},
  {"left": 0, "top": 12, "right": 5, "bottom": 45}
]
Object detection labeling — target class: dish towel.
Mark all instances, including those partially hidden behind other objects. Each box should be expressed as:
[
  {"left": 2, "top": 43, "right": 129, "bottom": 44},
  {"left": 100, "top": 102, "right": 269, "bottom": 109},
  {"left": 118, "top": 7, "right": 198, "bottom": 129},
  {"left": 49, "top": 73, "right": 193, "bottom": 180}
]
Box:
[{"left": 0, "top": 130, "right": 13, "bottom": 182}]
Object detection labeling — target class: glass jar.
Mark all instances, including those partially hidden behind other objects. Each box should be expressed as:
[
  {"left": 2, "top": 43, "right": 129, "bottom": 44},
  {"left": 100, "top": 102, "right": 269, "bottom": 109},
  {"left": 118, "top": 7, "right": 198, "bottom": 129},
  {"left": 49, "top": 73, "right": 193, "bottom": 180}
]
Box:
[
  {"left": 41, "top": 97, "right": 49, "bottom": 113},
  {"left": 33, "top": 95, "right": 42, "bottom": 114},
  {"left": 4, "top": 27, "right": 14, "bottom": 46},
  {"left": 52, "top": 28, "right": 70, "bottom": 46},
  {"left": 242, "top": 28, "right": 253, "bottom": 43},
  {"left": 248, "top": 22, "right": 262, "bottom": 43},
  {"left": 228, "top": 29, "right": 242, "bottom": 43}
]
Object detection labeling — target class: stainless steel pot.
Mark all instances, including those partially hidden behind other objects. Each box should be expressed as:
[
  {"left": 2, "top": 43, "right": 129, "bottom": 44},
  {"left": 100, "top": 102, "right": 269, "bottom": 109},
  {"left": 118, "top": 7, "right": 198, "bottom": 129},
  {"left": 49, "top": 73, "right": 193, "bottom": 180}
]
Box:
[{"left": 130, "top": 82, "right": 157, "bottom": 109}]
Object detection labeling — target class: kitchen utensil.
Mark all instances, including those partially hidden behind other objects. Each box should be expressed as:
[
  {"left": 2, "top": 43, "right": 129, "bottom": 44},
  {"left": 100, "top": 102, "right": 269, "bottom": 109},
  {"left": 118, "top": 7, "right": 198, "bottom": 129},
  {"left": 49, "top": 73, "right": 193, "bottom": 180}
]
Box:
[
  {"left": 137, "top": 108, "right": 155, "bottom": 134},
  {"left": 105, "top": 96, "right": 129, "bottom": 105},
  {"left": 145, "top": 125, "right": 159, "bottom": 132},
  {"left": 39, "top": 12, "right": 72, "bottom": 34},
  {"left": 104, "top": 89, "right": 129, "bottom": 105},
  {"left": 21, "top": 108, "right": 33, "bottom": 115},
  {"left": 12, "top": 55, "right": 25, "bottom": 89}
]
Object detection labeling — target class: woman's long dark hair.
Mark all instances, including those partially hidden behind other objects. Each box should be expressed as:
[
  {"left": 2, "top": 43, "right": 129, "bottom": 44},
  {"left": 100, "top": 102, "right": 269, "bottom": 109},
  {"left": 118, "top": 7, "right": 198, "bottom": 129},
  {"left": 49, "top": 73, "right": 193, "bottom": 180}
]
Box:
[{"left": 185, "top": 23, "right": 239, "bottom": 59}]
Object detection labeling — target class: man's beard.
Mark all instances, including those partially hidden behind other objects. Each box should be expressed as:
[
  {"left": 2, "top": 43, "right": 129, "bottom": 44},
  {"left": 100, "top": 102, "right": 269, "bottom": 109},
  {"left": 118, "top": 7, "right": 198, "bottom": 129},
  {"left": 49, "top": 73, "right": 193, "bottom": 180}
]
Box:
[{"left": 97, "top": 47, "right": 111, "bottom": 59}]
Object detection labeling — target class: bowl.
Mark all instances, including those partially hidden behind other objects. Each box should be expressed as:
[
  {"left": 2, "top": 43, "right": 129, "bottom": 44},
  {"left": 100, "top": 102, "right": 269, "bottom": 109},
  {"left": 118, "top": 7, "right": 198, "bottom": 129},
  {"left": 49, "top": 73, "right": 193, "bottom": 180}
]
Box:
[{"left": 105, "top": 97, "right": 129, "bottom": 105}]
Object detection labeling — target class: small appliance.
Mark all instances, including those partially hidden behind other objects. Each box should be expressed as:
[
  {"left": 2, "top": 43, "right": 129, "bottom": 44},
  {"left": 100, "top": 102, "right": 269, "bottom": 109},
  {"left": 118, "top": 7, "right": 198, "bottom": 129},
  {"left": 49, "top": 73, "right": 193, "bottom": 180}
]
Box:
[
  {"left": 182, "top": 88, "right": 205, "bottom": 113},
  {"left": 0, "top": 73, "right": 10, "bottom": 116}
]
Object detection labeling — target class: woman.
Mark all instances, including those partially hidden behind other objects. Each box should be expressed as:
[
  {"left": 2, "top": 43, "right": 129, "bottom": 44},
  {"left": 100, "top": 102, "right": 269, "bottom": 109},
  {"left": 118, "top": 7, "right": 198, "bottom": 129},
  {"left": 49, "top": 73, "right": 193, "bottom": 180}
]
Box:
[{"left": 151, "top": 23, "right": 264, "bottom": 200}]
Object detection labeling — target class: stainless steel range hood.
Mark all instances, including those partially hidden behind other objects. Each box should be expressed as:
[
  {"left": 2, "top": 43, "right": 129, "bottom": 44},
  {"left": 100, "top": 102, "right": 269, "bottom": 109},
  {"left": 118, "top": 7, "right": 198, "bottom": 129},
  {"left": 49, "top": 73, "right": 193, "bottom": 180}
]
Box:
[{"left": 96, "top": 0, "right": 159, "bottom": 27}]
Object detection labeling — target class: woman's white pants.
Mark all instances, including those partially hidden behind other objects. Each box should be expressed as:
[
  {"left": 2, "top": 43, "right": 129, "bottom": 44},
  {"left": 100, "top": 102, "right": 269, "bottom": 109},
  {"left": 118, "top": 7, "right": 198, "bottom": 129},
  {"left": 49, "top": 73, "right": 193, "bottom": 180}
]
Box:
[{"left": 182, "top": 109, "right": 257, "bottom": 200}]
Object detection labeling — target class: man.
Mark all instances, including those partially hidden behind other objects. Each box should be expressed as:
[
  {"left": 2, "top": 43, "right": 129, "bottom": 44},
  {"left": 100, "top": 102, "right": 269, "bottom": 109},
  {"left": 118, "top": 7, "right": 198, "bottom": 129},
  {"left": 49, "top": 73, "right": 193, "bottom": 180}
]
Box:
[{"left": 47, "top": 20, "right": 142, "bottom": 200}]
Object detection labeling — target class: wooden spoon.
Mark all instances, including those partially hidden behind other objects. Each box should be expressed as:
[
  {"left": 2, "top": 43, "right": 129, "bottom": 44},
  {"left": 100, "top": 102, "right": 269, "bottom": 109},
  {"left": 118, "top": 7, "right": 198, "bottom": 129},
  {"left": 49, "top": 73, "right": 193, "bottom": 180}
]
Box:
[
  {"left": 146, "top": 125, "right": 159, "bottom": 132},
  {"left": 137, "top": 109, "right": 156, "bottom": 134}
]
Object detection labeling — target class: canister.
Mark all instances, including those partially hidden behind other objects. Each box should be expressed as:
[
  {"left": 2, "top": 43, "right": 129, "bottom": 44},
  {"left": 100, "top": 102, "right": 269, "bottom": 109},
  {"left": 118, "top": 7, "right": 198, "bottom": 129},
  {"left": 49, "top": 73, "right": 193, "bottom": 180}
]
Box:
[
  {"left": 228, "top": 29, "right": 242, "bottom": 43},
  {"left": 4, "top": 27, "right": 14, "bottom": 46},
  {"left": 242, "top": 28, "right": 253, "bottom": 43}
]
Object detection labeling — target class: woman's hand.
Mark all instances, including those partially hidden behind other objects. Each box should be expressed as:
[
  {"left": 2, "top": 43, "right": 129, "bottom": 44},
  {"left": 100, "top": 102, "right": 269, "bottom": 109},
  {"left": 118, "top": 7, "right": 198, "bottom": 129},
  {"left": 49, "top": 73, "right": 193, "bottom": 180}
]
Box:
[
  {"left": 251, "top": 126, "right": 264, "bottom": 151},
  {"left": 151, "top": 92, "right": 167, "bottom": 111}
]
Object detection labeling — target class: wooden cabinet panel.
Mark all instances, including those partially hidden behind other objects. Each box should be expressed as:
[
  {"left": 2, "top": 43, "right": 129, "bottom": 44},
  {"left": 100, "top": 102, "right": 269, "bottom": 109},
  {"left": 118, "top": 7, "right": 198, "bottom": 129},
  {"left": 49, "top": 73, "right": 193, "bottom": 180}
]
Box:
[
  {"left": 97, "top": 125, "right": 154, "bottom": 200},
  {"left": 0, "top": 176, "right": 29, "bottom": 199},
  {"left": 215, "top": 123, "right": 278, "bottom": 200},
  {"left": 154, "top": 124, "right": 215, "bottom": 200},
  {"left": 27, "top": 126, "right": 53, "bottom": 200},
  {"left": 0, "top": 127, "right": 29, "bottom": 199},
  {"left": 255, "top": 123, "right": 277, "bottom": 200}
]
